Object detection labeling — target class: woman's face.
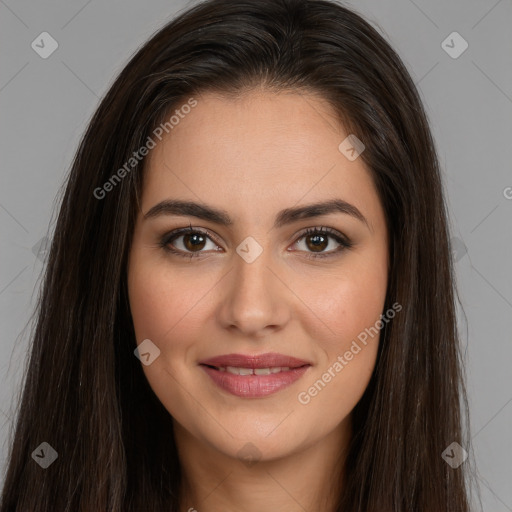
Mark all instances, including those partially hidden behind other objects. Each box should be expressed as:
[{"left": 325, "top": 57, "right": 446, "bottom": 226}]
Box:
[{"left": 128, "top": 89, "right": 388, "bottom": 462}]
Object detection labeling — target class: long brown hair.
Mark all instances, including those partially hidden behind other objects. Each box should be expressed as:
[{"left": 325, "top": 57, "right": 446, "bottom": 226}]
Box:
[{"left": 0, "top": 0, "right": 476, "bottom": 510}]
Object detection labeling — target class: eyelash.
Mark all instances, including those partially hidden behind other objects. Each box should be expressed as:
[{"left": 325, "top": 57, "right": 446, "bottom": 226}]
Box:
[{"left": 159, "top": 223, "right": 353, "bottom": 261}]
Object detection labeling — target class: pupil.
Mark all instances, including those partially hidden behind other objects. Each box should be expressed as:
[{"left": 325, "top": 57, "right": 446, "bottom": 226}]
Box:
[
  {"left": 308, "top": 234, "right": 327, "bottom": 251},
  {"left": 185, "top": 233, "right": 205, "bottom": 251}
]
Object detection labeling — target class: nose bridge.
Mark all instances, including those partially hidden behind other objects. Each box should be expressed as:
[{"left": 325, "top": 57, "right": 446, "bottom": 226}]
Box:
[
  {"left": 236, "top": 239, "right": 270, "bottom": 281},
  {"left": 233, "top": 235, "right": 275, "bottom": 301},
  {"left": 219, "top": 235, "right": 289, "bottom": 334}
]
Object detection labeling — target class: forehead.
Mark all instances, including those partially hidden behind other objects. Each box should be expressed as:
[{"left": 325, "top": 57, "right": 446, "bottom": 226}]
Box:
[{"left": 141, "top": 89, "right": 380, "bottom": 225}]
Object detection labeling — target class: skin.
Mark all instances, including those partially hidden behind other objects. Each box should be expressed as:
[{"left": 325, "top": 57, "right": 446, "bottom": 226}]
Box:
[{"left": 127, "top": 88, "right": 389, "bottom": 512}]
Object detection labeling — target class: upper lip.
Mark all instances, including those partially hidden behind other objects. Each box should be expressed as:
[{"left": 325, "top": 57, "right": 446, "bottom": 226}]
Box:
[{"left": 199, "top": 352, "right": 311, "bottom": 369}]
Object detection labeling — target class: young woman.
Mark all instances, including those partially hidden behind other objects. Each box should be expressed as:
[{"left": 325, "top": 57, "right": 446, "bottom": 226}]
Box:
[{"left": 0, "top": 0, "right": 476, "bottom": 510}]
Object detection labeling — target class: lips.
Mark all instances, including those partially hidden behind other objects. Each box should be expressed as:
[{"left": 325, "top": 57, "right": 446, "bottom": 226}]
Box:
[
  {"left": 199, "top": 352, "right": 310, "bottom": 369},
  {"left": 199, "top": 352, "right": 311, "bottom": 398}
]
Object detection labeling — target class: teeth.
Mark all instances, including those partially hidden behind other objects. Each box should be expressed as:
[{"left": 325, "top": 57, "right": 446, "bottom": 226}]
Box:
[
  {"left": 226, "top": 366, "right": 253, "bottom": 375},
  {"left": 221, "top": 366, "right": 292, "bottom": 375}
]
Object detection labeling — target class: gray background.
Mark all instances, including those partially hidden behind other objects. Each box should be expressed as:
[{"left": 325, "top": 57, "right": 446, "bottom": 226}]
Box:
[{"left": 0, "top": 0, "right": 511, "bottom": 509}]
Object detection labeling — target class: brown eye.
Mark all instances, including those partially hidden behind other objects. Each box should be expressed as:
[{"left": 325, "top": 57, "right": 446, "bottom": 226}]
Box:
[
  {"left": 182, "top": 232, "right": 207, "bottom": 252},
  {"left": 160, "top": 228, "right": 221, "bottom": 259},
  {"left": 305, "top": 233, "right": 329, "bottom": 252},
  {"left": 293, "top": 227, "right": 352, "bottom": 259}
]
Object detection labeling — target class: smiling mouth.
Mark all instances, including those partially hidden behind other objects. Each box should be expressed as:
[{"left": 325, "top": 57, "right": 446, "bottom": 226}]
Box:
[
  {"left": 202, "top": 364, "right": 307, "bottom": 375},
  {"left": 199, "top": 362, "right": 311, "bottom": 398}
]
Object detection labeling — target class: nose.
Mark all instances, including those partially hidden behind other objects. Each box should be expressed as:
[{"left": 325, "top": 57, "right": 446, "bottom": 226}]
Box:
[{"left": 217, "top": 242, "right": 291, "bottom": 338}]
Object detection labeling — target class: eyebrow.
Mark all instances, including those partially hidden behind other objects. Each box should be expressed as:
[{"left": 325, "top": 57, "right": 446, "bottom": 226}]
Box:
[{"left": 143, "top": 198, "right": 370, "bottom": 230}]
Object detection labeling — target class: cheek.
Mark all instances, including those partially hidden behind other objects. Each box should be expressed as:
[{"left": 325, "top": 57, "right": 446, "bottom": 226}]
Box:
[
  {"left": 127, "top": 259, "right": 206, "bottom": 409},
  {"left": 128, "top": 254, "right": 210, "bottom": 345},
  {"left": 293, "top": 257, "right": 386, "bottom": 408},
  {"left": 294, "top": 257, "right": 387, "bottom": 347},
  {"left": 296, "top": 283, "right": 384, "bottom": 421}
]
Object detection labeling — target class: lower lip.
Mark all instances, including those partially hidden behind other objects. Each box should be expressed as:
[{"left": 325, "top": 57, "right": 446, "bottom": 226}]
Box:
[{"left": 200, "top": 365, "right": 310, "bottom": 398}]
